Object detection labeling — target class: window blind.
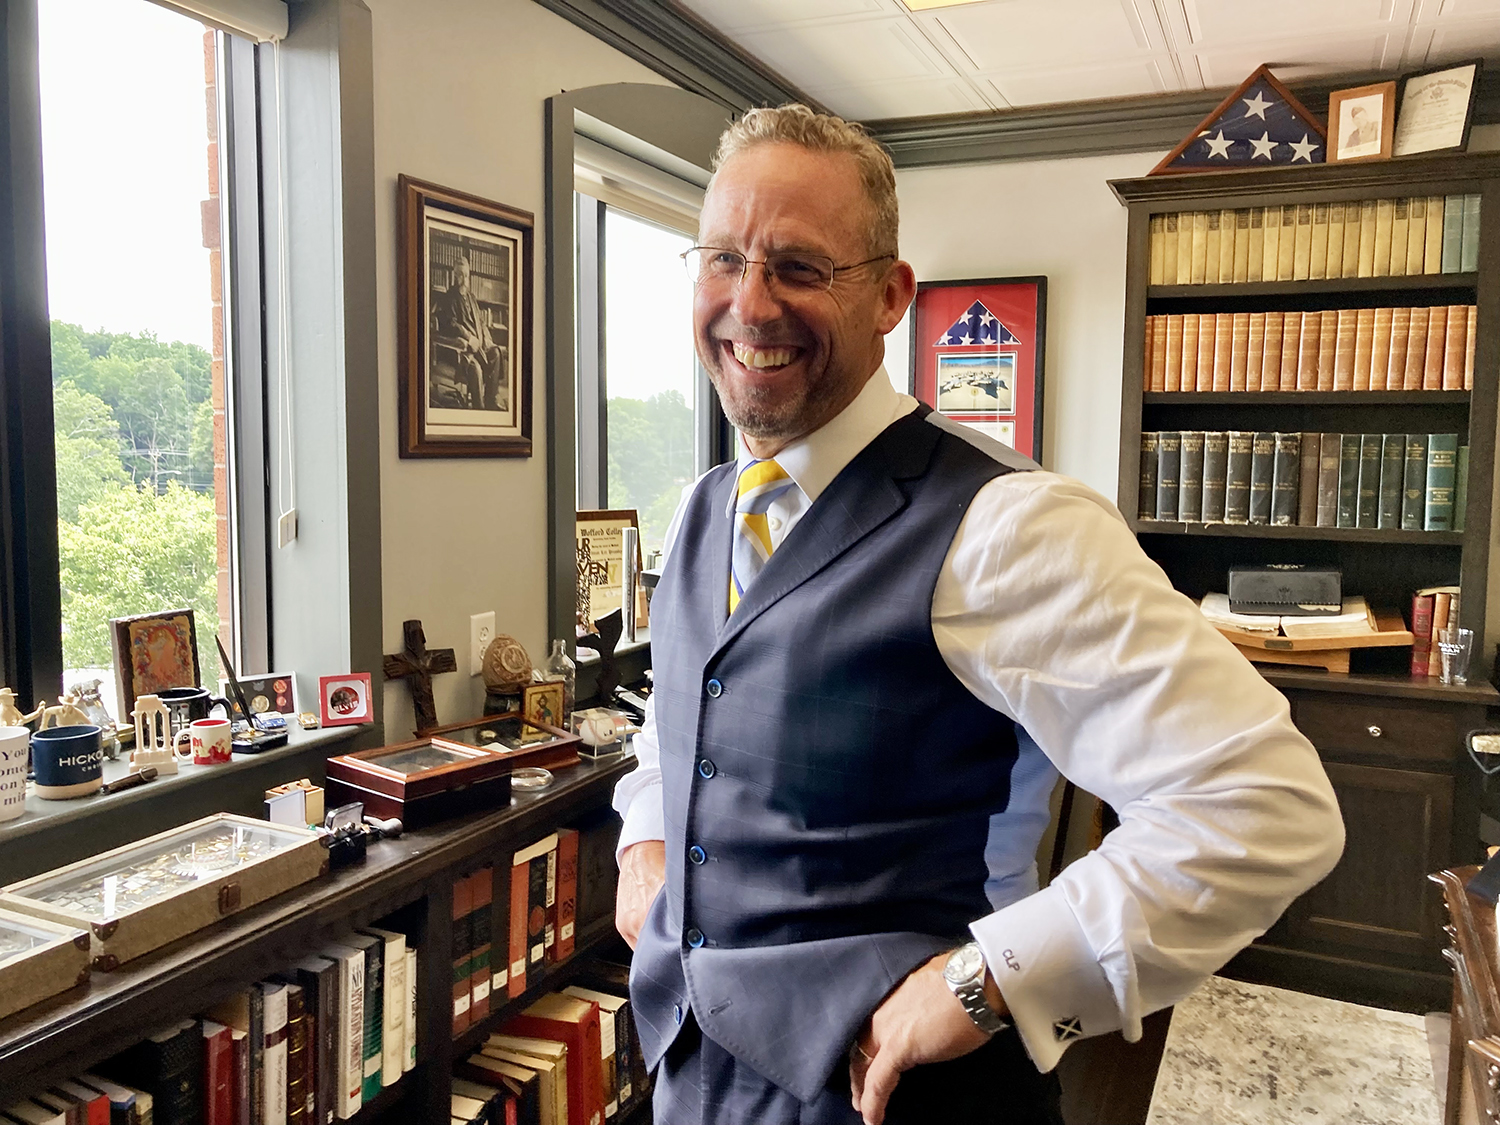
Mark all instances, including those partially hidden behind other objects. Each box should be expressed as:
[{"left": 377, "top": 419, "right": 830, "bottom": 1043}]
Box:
[
  {"left": 147, "top": 0, "right": 287, "bottom": 42},
  {"left": 574, "top": 134, "right": 706, "bottom": 237}
]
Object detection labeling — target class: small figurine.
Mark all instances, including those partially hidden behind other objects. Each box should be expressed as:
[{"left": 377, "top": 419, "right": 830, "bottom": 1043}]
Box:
[
  {"left": 0, "top": 688, "right": 43, "bottom": 728},
  {"left": 131, "top": 694, "right": 177, "bottom": 776},
  {"left": 38, "top": 699, "right": 91, "bottom": 730},
  {"left": 64, "top": 679, "right": 119, "bottom": 759}
]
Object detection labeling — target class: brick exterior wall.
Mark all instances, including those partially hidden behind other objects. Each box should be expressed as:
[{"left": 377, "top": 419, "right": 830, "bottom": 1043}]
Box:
[{"left": 201, "top": 30, "right": 232, "bottom": 652}]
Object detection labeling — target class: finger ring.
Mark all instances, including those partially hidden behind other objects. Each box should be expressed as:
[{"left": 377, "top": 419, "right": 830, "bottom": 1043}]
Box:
[{"left": 852, "top": 1043, "right": 873, "bottom": 1062}]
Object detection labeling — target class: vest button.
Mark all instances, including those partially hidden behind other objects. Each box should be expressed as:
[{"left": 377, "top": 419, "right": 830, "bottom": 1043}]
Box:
[
  {"left": 697, "top": 758, "right": 716, "bottom": 779},
  {"left": 686, "top": 928, "right": 705, "bottom": 948},
  {"left": 705, "top": 678, "right": 723, "bottom": 698},
  {"left": 674, "top": 1003, "right": 684, "bottom": 1025},
  {"left": 688, "top": 845, "right": 706, "bottom": 865}
]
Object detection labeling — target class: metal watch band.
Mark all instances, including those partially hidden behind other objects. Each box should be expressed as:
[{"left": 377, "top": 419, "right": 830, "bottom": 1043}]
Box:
[{"left": 946, "top": 943, "right": 1008, "bottom": 1036}]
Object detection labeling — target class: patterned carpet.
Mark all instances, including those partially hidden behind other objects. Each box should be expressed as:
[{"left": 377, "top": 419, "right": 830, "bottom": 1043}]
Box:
[{"left": 1146, "top": 976, "right": 1441, "bottom": 1125}]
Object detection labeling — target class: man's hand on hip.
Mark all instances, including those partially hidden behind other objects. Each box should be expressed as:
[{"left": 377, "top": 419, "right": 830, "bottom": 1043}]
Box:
[
  {"left": 849, "top": 950, "right": 1006, "bottom": 1125},
  {"left": 615, "top": 839, "right": 666, "bottom": 949}
]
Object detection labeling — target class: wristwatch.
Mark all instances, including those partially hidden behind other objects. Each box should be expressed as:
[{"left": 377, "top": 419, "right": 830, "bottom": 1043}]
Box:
[{"left": 942, "top": 942, "right": 1008, "bottom": 1036}]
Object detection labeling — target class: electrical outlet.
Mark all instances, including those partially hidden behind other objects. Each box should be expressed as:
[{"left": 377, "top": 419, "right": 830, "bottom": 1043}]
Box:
[
  {"left": 470, "top": 611, "right": 495, "bottom": 676},
  {"left": 277, "top": 509, "right": 298, "bottom": 548}
]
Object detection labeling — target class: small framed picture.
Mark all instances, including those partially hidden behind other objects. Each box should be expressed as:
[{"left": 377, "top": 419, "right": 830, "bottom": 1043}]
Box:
[
  {"left": 576, "top": 509, "right": 642, "bottom": 625},
  {"left": 521, "top": 681, "right": 566, "bottom": 740},
  {"left": 220, "top": 671, "right": 297, "bottom": 719},
  {"left": 109, "top": 608, "right": 201, "bottom": 723},
  {"left": 1393, "top": 60, "right": 1483, "bottom": 157},
  {"left": 1328, "top": 81, "right": 1396, "bottom": 163},
  {"left": 318, "top": 672, "right": 374, "bottom": 728}
]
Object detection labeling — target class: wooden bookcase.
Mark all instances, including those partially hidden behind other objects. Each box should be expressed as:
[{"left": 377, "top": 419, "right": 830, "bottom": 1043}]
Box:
[
  {"left": 0, "top": 755, "right": 643, "bottom": 1121},
  {"left": 1111, "top": 154, "right": 1500, "bottom": 1011}
]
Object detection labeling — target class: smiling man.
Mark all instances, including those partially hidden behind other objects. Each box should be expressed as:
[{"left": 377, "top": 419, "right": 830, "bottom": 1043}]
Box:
[{"left": 612, "top": 105, "right": 1343, "bottom": 1125}]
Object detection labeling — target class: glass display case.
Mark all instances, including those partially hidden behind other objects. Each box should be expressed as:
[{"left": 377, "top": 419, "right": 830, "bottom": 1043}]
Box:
[
  {"left": 0, "top": 908, "right": 89, "bottom": 1021},
  {"left": 325, "top": 735, "right": 519, "bottom": 828},
  {"left": 427, "top": 712, "right": 581, "bottom": 772}
]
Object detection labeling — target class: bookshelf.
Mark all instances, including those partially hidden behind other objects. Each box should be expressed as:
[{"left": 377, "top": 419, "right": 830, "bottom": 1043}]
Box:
[
  {"left": 1111, "top": 154, "right": 1500, "bottom": 1011},
  {"left": 0, "top": 754, "right": 639, "bottom": 1120}
]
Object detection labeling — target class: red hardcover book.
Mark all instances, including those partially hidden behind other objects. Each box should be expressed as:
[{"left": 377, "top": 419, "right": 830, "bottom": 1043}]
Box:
[
  {"left": 505, "top": 1096, "right": 519, "bottom": 1125},
  {"left": 1465, "top": 304, "right": 1478, "bottom": 390},
  {"left": 504, "top": 993, "right": 605, "bottom": 1125},
  {"left": 453, "top": 873, "right": 474, "bottom": 1036},
  {"left": 508, "top": 846, "right": 530, "bottom": 999},
  {"left": 203, "top": 1018, "right": 235, "bottom": 1125},
  {"left": 1410, "top": 593, "right": 1435, "bottom": 677},
  {"left": 470, "top": 868, "right": 494, "bottom": 1022},
  {"left": 52, "top": 1082, "right": 109, "bottom": 1125},
  {"left": 554, "top": 828, "right": 580, "bottom": 962}
]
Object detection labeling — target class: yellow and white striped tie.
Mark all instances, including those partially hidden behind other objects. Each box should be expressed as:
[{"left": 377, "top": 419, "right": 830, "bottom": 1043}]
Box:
[{"left": 729, "top": 458, "right": 796, "bottom": 615}]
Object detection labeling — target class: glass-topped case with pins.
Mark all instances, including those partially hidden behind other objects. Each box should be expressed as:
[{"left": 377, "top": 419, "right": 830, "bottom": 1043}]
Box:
[
  {"left": 0, "top": 907, "right": 90, "bottom": 1021},
  {"left": 426, "top": 711, "right": 581, "bottom": 771},
  {"left": 0, "top": 813, "right": 327, "bottom": 972}
]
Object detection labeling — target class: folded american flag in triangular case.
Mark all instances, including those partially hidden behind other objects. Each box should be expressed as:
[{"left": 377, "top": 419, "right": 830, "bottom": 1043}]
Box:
[{"left": 1152, "top": 64, "right": 1328, "bottom": 174}]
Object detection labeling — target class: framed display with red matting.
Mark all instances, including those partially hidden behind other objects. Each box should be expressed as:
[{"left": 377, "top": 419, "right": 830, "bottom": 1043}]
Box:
[{"left": 909, "top": 276, "right": 1046, "bottom": 463}]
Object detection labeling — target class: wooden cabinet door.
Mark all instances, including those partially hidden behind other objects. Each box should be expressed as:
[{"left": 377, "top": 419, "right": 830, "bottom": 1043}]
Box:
[{"left": 1285, "top": 761, "right": 1453, "bottom": 959}]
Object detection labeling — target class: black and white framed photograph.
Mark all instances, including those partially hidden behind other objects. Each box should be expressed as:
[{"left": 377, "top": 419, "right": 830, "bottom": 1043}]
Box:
[
  {"left": 398, "top": 175, "right": 534, "bottom": 457},
  {"left": 1393, "top": 60, "right": 1483, "bottom": 157},
  {"left": 1328, "top": 81, "right": 1396, "bottom": 163}
]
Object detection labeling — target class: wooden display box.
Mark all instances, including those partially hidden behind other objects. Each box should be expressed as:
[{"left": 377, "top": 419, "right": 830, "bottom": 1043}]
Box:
[
  {"left": 0, "top": 908, "right": 90, "bottom": 1021},
  {"left": 0, "top": 813, "right": 328, "bottom": 972},
  {"left": 427, "top": 712, "right": 581, "bottom": 772},
  {"left": 1217, "top": 606, "right": 1414, "bottom": 673}
]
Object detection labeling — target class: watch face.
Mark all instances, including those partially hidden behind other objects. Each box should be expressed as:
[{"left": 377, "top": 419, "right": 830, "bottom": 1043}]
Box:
[{"left": 944, "top": 943, "right": 984, "bottom": 985}]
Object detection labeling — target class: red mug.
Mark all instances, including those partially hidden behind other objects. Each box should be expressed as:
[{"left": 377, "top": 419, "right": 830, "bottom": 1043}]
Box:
[{"left": 173, "top": 717, "right": 233, "bottom": 765}]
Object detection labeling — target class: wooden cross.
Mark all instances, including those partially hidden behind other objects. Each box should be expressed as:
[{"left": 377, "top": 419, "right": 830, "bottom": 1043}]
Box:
[{"left": 383, "top": 619, "right": 457, "bottom": 733}]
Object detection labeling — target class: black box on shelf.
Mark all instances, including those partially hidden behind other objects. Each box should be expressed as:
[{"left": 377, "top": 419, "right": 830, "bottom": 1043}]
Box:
[{"left": 1228, "top": 565, "right": 1342, "bottom": 616}]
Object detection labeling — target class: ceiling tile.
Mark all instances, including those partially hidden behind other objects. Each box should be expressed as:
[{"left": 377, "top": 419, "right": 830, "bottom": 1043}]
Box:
[
  {"left": 806, "top": 76, "right": 994, "bottom": 120},
  {"left": 988, "top": 57, "right": 1175, "bottom": 105},
  {"left": 1426, "top": 0, "right": 1500, "bottom": 20},
  {"left": 673, "top": 0, "right": 887, "bottom": 36},
  {"left": 1183, "top": 0, "right": 1411, "bottom": 43},
  {"left": 1423, "top": 16, "right": 1500, "bottom": 60},
  {"left": 931, "top": 1, "right": 1156, "bottom": 70},
  {"left": 1193, "top": 34, "right": 1395, "bottom": 86},
  {"left": 734, "top": 16, "right": 952, "bottom": 86}
]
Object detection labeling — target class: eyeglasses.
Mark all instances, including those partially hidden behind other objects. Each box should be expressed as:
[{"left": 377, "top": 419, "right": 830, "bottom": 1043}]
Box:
[{"left": 681, "top": 247, "right": 894, "bottom": 292}]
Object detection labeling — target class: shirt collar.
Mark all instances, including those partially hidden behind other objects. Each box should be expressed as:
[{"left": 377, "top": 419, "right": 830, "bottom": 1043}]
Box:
[{"left": 730, "top": 367, "right": 916, "bottom": 510}]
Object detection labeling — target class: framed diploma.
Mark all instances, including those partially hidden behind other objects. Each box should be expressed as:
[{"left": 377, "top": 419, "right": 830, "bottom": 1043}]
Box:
[{"left": 1393, "top": 60, "right": 1482, "bottom": 157}]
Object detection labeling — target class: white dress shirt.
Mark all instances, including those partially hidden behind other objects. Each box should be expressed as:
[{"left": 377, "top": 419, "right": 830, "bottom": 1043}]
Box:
[{"left": 613, "top": 369, "right": 1343, "bottom": 1072}]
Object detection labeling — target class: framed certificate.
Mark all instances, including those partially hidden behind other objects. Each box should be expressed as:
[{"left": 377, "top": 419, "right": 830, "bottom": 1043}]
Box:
[{"left": 1393, "top": 61, "right": 1482, "bottom": 157}]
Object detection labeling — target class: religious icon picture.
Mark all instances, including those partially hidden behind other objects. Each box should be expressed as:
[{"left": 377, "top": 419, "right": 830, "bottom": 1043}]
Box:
[
  {"left": 911, "top": 277, "right": 1046, "bottom": 462},
  {"left": 520, "top": 681, "right": 566, "bottom": 742},
  {"left": 398, "top": 174, "right": 534, "bottom": 458},
  {"left": 319, "top": 672, "right": 374, "bottom": 728},
  {"left": 1328, "top": 81, "right": 1396, "bottom": 163},
  {"left": 109, "top": 608, "right": 201, "bottom": 726}
]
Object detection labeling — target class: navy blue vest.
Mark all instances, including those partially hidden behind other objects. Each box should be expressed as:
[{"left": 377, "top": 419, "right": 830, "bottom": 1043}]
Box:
[{"left": 631, "top": 407, "right": 1034, "bottom": 1103}]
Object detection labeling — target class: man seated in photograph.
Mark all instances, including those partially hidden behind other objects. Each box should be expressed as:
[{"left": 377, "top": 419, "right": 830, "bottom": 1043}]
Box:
[
  {"left": 612, "top": 104, "right": 1344, "bottom": 1125},
  {"left": 435, "top": 254, "right": 502, "bottom": 410}
]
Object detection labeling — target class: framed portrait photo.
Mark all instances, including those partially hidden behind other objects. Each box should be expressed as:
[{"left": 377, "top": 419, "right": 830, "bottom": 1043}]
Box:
[
  {"left": 1393, "top": 60, "right": 1483, "bottom": 157},
  {"left": 398, "top": 174, "right": 534, "bottom": 458},
  {"left": 318, "top": 672, "right": 374, "bottom": 728},
  {"left": 910, "top": 277, "right": 1046, "bottom": 463},
  {"left": 109, "top": 608, "right": 201, "bottom": 723},
  {"left": 1328, "top": 81, "right": 1396, "bottom": 163}
]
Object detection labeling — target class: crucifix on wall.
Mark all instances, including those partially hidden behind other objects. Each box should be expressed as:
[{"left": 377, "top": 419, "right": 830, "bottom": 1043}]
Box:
[{"left": 383, "top": 618, "right": 458, "bottom": 733}]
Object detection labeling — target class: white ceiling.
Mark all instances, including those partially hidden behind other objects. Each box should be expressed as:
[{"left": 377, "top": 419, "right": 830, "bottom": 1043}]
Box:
[{"left": 672, "top": 0, "right": 1500, "bottom": 122}]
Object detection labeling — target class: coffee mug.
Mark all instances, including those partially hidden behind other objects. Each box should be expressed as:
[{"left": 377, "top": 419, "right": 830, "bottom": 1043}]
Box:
[
  {"left": 174, "top": 717, "right": 233, "bottom": 766},
  {"left": 158, "top": 686, "right": 231, "bottom": 735},
  {"left": 0, "top": 726, "right": 27, "bottom": 822},
  {"left": 30, "top": 723, "right": 103, "bottom": 799}
]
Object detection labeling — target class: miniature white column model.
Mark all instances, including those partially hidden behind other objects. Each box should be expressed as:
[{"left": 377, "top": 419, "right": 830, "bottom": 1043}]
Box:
[{"left": 131, "top": 694, "right": 177, "bottom": 776}]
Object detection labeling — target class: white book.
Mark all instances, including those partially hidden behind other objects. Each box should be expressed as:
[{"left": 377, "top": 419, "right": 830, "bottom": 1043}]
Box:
[
  {"left": 262, "top": 981, "right": 290, "bottom": 1125},
  {"left": 3, "top": 1100, "right": 66, "bottom": 1125},
  {"left": 405, "top": 946, "right": 418, "bottom": 1072},
  {"left": 1199, "top": 592, "right": 1281, "bottom": 635},
  {"left": 1279, "top": 597, "right": 1374, "bottom": 639},
  {"left": 321, "top": 942, "right": 366, "bottom": 1119},
  {"left": 362, "top": 927, "right": 407, "bottom": 1086}
]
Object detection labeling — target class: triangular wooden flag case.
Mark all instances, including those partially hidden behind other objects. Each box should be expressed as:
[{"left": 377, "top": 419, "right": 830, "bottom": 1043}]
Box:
[{"left": 1151, "top": 64, "right": 1328, "bottom": 175}]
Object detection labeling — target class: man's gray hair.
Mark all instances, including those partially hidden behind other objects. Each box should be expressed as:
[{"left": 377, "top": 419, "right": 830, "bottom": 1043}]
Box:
[{"left": 711, "top": 104, "right": 899, "bottom": 258}]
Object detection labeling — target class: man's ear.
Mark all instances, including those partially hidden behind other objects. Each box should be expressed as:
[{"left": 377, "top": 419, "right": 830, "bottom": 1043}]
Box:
[{"left": 878, "top": 260, "right": 918, "bottom": 335}]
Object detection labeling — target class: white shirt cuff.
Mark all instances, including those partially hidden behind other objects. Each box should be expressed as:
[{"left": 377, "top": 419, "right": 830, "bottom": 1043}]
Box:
[
  {"left": 614, "top": 778, "right": 665, "bottom": 863},
  {"left": 970, "top": 884, "right": 1119, "bottom": 1072}
]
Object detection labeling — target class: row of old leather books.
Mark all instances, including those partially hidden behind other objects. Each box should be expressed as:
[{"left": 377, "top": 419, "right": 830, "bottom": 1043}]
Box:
[
  {"left": 1148, "top": 195, "right": 1481, "bottom": 285},
  {"left": 1139, "top": 431, "right": 1465, "bottom": 532},
  {"left": 1142, "top": 305, "right": 1477, "bottom": 393},
  {"left": 1, "top": 928, "right": 419, "bottom": 1125}
]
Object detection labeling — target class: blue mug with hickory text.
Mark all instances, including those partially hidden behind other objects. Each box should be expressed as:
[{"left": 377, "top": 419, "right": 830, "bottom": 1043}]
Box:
[{"left": 30, "top": 723, "right": 103, "bottom": 799}]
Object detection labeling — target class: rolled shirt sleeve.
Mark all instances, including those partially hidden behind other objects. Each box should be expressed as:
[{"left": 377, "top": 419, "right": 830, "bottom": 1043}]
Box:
[{"left": 938, "top": 472, "right": 1345, "bottom": 1071}]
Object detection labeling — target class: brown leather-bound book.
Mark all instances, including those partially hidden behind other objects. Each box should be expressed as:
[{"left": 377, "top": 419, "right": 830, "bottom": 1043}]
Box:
[
  {"left": 1246, "top": 312, "right": 1267, "bottom": 391},
  {"left": 1297, "top": 311, "right": 1322, "bottom": 391},
  {"left": 1316, "top": 310, "right": 1338, "bottom": 391},
  {"left": 1212, "top": 311, "right": 1232, "bottom": 391},
  {"left": 1196, "top": 312, "right": 1216, "bottom": 392},
  {"left": 1387, "top": 306, "right": 1411, "bottom": 390},
  {"left": 1342, "top": 201, "right": 1364, "bottom": 278},
  {"left": 1315, "top": 431, "right": 1342, "bottom": 527},
  {"left": 1370, "top": 307, "right": 1395, "bottom": 390},
  {"left": 1181, "top": 313, "right": 1201, "bottom": 392},
  {"left": 1297, "top": 433, "right": 1321, "bottom": 526},
  {"left": 1443, "top": 305, "right": 1468, "bottom": 391},
  {"left": 1164, "top": 314, "right": 1184, "bottom": 392},
  {"left": 1229, "top": 311, "right": 1251, "bottom": 391},
  {"left": 1150, "top": 315, "right": 1168, "bottom": 392},
  {"left": 1332, "top": 308, "right": 1357, "bottom": 391},
  {"left": 1424, "top": 304, "right": 1448, "bottom": 390},
  {"left": 1142, "top": 316, "right": 1154, "bottom": 391},
  {"left": 1466, "top": 304, "right": 1477, "bottom": 390},
  {"left": 1352, "top": 307, "right": 1376, "bottom": 391},
  {"left": 1278, "top": 311, "right": 1301, "bottom": 391},
  {"left": 1388, "top": 198, "right": 1409, "bottom": 277},
  {"left": 1404, "top": 306, "right": 1429, "bottom": 390}
]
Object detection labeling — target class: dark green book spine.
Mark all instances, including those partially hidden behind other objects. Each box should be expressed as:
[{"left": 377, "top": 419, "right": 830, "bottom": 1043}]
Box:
[
  {"left": 1296, "top": 432, "right": 1320, "bottom": 527},
  {"left": 1156, "top": 431, "right": 1181, "bottom": 522},
  {"left": 1224, "top": 431, "right": 1252, "bottom": 524},
  {"left": 1270, "top": 432, "right": 1300, "bottom": 526},
  {"left": 1336, "top": 433, "right": 1361, "bottom": 528},
  {"left": 1178, "top": 431, "right": 1204, "bottom": 522},
  {"left": 1455, "top": 444, "right": 1470, "bottom": 532},
  {"left": 1461, "top": 193, "right": 1481, "bottom": 273},
  {"left": 1356, "top": 433, "right": 1382, "bottom": 528},
  {"left": 1315, "top": 432, "right": 1341, "bottom": 528},
  {"left": 1201, "top": 432, "right": 1229, "bottom": 523},
  {"left": 1377, "top": 433, "right": 1405, "bottom": 529},
  {"left": 1402, "top": 433, "right": 1429, "bottom": 530},
  {"left": 361, "top": 940, "right": 383, "bottom": 1102},
  {"left": 1138, "top": 433, "right": 1159, "bottom": 519},
  {"left": 1443, "top": 195, "right": 1465, "bottom": 273},
  {"left": 1248, "top": 431, "right": 1275, "bottom": 525},
  {"left": 1425, "top": 433, "right": 1459, "bottom": 530}
]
